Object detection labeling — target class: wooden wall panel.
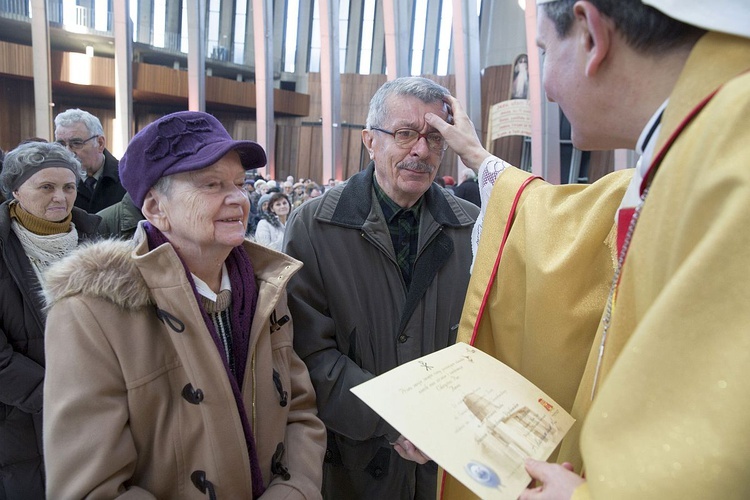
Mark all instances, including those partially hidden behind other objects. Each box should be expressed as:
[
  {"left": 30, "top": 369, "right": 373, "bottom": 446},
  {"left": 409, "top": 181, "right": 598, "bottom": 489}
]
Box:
[
  {"left": 52, "top": 52, "right": 116, "bottom": 88},
  {"left": 588, "top": 150, "right": 614, "bottom": 183},
  {"left": 0, "top": 76, "right": 35, "bottom": 150},
  {"left": 481, "top": 65, "right": 523, "bottom": 169},
  {"left": 0, "top": 41, "right": 33, "bottom": 78}
]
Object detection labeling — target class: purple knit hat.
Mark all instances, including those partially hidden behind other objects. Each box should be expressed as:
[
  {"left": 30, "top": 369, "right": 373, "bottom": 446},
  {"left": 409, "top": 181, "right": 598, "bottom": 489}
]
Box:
[{"left": 120, "top": 111, "right": 266, "bottom": 207}]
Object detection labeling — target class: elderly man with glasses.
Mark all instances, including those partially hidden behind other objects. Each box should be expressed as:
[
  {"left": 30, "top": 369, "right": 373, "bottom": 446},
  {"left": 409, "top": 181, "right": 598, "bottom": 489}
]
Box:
[
  {"left": 54, "top": 108, "right": 126, "bottom": 213},
  {"left": 284, "top": 76, "right": 479, "bottom": 500}
]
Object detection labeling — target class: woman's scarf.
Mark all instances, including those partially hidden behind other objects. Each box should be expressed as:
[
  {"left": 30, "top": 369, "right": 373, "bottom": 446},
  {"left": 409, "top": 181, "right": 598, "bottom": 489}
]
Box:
[{"left": 143, "top": 222, "right": 265, "bottom": 498}]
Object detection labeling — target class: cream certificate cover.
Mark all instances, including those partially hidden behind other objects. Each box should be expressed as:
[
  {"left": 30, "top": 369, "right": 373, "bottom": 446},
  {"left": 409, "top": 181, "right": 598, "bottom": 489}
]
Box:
[{"left": 351, "top": 342, "right": 575, "bottom": 499}]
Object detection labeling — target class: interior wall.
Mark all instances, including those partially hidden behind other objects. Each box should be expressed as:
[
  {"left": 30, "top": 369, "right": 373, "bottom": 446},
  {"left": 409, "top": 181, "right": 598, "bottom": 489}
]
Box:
[{"left": 1, "top": 70, "right": 614, "bottom": 183}]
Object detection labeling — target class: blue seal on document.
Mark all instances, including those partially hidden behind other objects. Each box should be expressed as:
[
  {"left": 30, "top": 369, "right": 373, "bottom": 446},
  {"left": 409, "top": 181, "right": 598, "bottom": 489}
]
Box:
[{"left": 465, "top": 461, "right": 501, "bottom": 488}]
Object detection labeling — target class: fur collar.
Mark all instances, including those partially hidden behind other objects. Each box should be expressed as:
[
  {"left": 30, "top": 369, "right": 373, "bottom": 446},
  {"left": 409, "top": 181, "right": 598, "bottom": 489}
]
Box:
[{"left": 43, "top": 238, "right": 152, "bottom": 310}]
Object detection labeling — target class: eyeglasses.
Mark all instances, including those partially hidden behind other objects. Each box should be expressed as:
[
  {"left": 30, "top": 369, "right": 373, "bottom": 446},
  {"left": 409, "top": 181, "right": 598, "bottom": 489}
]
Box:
[
  {"left": 370, "top": 127, "right": 448, "bottom": 152},
  {"left": 56, "top": 135, "right": 99, "bottom": 150}
]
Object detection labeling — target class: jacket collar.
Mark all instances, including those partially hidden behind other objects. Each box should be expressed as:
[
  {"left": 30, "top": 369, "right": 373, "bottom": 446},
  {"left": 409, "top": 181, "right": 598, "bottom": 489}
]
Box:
[
  {"left": 313, "top": 162, "right": 476, "bottom": 229},
  {"left": 100, "top": 149, "right": 121, "bottom": 181},
  {"left": 43, "top": 223, "right": 301, "bottom": 312}
]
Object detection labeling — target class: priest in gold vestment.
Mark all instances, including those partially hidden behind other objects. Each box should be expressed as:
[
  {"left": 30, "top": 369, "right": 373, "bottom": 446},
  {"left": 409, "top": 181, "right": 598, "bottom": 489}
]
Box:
[{"left": 427, "top": 0, "right": 750, "bottom": 498}]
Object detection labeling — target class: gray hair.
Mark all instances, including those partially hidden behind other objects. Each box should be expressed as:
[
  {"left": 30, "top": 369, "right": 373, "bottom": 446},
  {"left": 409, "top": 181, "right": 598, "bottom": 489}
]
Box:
[
  {"left": 366, "top": 77, "right": 450, "bottom": 129},
  {"left": 151, "top": 175, "right": 174, "bottom": 199},
  {"left": 54, "top": 108, "right": 105, "bottom": 137},
  {"left": 0, "top": 142, "right": 82, "bottom": 198}
]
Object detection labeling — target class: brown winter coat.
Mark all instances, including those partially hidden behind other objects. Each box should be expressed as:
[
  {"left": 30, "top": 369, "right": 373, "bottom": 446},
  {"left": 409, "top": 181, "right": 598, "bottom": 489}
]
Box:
[{"left": 42, "top": 230, "right": 326, "bottom": 499}]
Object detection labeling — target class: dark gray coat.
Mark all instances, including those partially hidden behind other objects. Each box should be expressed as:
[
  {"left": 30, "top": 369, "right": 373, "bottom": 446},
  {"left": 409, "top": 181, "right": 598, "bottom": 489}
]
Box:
[
  {"left": 284, "top": 164, "right": 478, "bottom": 499},
  {"left": 74, "top": 149, "right": 126, "bottom": 214},
  {"left": 0, "top": 202, "right": 99, "bottom": 498}
]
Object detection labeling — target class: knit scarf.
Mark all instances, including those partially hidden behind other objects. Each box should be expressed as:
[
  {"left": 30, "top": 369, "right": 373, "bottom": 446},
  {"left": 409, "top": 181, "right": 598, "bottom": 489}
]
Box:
[
  {"left": 143, "top": 222, "right": 265, "bottom": 498},
  {"left": 261, "top": 211, "right": 284, "bottom": 229},
  {"left": 9, "top": 200, "right": 73, "bottom": 235},
  {"left": 9, "top": 201, "right": 78, "bottom": 284}
]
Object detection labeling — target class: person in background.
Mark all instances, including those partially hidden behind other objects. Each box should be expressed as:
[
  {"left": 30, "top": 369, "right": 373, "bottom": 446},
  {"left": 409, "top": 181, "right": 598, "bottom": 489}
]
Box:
[
  {"left": 0, "top": 142, "right": 100, "bottom": 499},
  {"left": 96, "top": 192, "right": 144, "bottom": 239},
  {"left": 54, "top": 108, "right": 126, "bottom": 213},
  {"left": 292, "top": 182, "right": 306, "bottom": 206},
  {"left": 0, "top": 148, "right": 5, "bottom": 204},
  {"left": 283, "top": 181, "right": 294, "bottom": 198},
  {"left": 451, "top": 169, "right": 480, "bottom": 206},
  {"left": 431, "top": 0, "right": 750, "bottom": 498},
  {"left": 42, "top": 111, "right": 325, "bottom": 498},
  {"left": 441, "top": 175, "right": 455, "bottom": 194},
  {"left": 284, "top": 76, "right": 479, "bottom": 500},
  {"left": 255, "top": 192, "right": 291, "bottom": 252},
  {"left": 304, "top": 183, "right": 322, "bottom": 200}
]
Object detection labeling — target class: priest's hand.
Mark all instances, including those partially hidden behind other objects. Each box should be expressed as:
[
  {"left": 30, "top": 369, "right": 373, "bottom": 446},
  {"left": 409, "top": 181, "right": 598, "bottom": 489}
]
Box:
[
  {"left": 425, "top": 95, "right": 490, "bottom": 172},
  {"left": 519, "top": 459, "right": 584, "bottom": 500}
]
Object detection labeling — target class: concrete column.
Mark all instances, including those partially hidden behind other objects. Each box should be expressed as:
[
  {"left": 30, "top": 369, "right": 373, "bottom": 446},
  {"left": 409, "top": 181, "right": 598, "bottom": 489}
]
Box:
[
  {"left": 293, "top": 0, "right": 312, "bottom": 83},
  {"left": 113, "top": 0, "right": 133, "bottom": 158},
  {"left": 344, "top": 0, "right": 362, "bottom": 74},
  {"left": 318, "top": 0, "right": 342, "bottom": 182},
  {"left": 30, "top": 0, "right": 53, "bottom": 140},
  {"left": 272, "top": 0, "right": 284, "bottom": 77},
  {"left": 370, "top": 1, "right": 386, "bottom": 74},
  {"left": 381, "top": 0, "right": 409, "bottom": 79},
  {"left": 615, "top": 149, "right": 638, "bottom": 170},
  {"left": 252, "top": 0, "right": 275, "bottom": 177},
  {"left": 244, "top": 0, "right": 256, "bottom": 67},
  {"left": 421, "top": 0, "right": 441, "bottom": 74},
  {"left": 452, "top": 0, "right": 481, "bottom": 176},
  {"left": 187, "top": 0, "right": 206, "bottom": 111}
]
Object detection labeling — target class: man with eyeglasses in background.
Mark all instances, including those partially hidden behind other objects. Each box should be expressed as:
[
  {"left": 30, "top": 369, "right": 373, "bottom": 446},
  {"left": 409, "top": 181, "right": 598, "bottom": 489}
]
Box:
[
  {"left": 284, "top": 76, "right": 479, "bottom": 500},
  {"left": 54, "top": 108, "right": 126, "bottom": 213}
]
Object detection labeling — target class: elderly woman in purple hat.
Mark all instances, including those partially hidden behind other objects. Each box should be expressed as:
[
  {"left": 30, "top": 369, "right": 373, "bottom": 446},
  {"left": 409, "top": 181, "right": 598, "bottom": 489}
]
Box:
[{"left": 41, "top": 111, "right": 325, "bottom": 499}]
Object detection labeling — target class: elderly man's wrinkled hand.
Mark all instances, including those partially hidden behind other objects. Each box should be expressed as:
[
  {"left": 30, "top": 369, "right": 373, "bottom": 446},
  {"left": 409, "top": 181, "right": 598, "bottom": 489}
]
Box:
[
  {"left": 391, "top": 436, "right": 431, "bottom": 464},
  {"left": 425, "top": 95, "right": 490, "bottom": 171}
]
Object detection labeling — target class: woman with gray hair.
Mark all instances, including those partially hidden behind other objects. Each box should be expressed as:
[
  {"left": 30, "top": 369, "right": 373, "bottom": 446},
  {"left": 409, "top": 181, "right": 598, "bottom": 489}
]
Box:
[{"left": 0, "top": 141, "right": 100, "bottom": 498}]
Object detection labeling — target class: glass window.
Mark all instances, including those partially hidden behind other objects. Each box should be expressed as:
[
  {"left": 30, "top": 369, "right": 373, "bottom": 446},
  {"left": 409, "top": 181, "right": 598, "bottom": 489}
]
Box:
[{"left": 233, "top": 0, "right": 248, "bottom": 64}]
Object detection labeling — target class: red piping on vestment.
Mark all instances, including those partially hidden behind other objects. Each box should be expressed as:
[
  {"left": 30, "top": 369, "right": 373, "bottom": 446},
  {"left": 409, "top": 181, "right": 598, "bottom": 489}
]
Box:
[
  {"left": 438, "top": 174, "right": 540, "bottom": 500},
  {"left": 469, "top": 175, "right": 541, "bottom": 347}
]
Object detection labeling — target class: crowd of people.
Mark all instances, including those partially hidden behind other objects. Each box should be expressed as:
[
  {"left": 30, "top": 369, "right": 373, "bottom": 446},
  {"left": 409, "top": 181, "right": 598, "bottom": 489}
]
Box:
[{"left": 0, "top": 0, "right": 748, "bottom": 498}]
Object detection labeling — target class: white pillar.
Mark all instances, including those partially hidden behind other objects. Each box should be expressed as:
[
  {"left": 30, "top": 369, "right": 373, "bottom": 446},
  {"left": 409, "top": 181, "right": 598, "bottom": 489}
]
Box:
[
  {"left": 452, "top": 0, "right": 481, "bottom": 179},
  {"left": 252, "top": 0, "right": 275, "bottom": 177},
  {"left": 187, "top": 0, "right": 206, "bottom": 111},
  {"left": 113, "top": 0, "right": 133, "bottom": 158},
  {"left": 30, "top": 0, "right": 53, "bottom": 140},
  {"left": 381, "top": 0, "right": 409, "bottom": 79},
  {"left": 318, "top": 0, "right": 342, "bottom": 182}
]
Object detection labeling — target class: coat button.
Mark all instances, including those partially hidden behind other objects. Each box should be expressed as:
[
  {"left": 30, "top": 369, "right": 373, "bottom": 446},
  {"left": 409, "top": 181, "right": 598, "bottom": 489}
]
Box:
[
  {"left": 182, "top": 383, "right": 204, "bottom": 404},
  {"left": 398, "top": 334, "right": 408, "bottom": 343},
  {"left": 373, "top": 466, "right": 384, "bottom": 478},
  {"left": 325, "top": 449, "right": 333, "bottom": 462}
]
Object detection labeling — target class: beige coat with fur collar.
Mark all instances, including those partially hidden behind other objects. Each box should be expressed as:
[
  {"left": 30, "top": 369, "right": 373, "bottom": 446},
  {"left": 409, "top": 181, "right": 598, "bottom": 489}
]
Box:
[{"left": 42, "top": 230, "right": 325, "bottom": 499}]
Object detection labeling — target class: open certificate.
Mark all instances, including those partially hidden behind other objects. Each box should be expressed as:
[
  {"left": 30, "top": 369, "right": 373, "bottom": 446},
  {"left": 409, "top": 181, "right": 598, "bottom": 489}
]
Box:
[{"left": 351, "top": 342, "right": 575, "bottom": 500}]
